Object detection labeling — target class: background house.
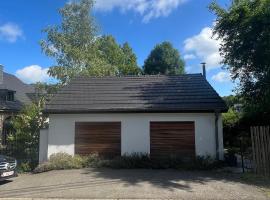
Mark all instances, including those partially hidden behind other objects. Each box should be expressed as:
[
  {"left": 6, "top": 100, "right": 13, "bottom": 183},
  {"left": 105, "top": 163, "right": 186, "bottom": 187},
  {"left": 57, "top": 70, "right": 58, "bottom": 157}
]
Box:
[
  {"left": 40, "top": 74, "right": 227, "bottom": 162},
  {"left": 0, "top": 65, "right": 35, "bottom": 145}
]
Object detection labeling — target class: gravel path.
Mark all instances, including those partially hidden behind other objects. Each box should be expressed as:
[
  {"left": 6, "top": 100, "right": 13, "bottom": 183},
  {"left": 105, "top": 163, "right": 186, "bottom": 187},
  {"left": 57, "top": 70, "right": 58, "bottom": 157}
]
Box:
[{"left": 0, "top": 169, "right": 268, "bottom": 199}]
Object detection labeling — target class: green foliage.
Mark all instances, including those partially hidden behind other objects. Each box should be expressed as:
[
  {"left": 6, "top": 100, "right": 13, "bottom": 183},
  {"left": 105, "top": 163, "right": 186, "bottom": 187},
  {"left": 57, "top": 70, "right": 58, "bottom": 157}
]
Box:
[
  {"left": 94, "top": 35, "right": 141, "bottom": 75},
  {"left": 41, "top": 0, "right": 140, "bottom": 84},
  {"left": 34, "top": 152, "right": 223, "bottom": 173},
  {"left": 33, "top": 162, "right": 54, "bottom": 174},
  {"left": 40, "top": 0, "right": 99, "bottom": 84},
  {"left": 222, "top": 108, "right": 240, "bottom": 128},
  {"left": 17, "top": 162, "right": 32, "bottom": 173},
  {"left": 85, "top": 153, "right": 103, "bottom": 168},
  {"left": 7, "top": 101, "right": 46, "bottom": 169},
  {"left": 6, "top": 93, "right": 48, "bottom": 170},
  {"left": 49, "top": 153, "right": 88, "bottom": 169},
  {"left": 222, "top": 95, "right": 242, "bottom": 128},
  {"left": 34, "top": 153, "right": 88, "bottom": 173},
  {"left": 107, "top": 153, "right": 152, "bottom": 169},
  {"left": 181, "top": 156, "right": 222, "bottom": 170},
  {"left": 222, "top": 95, "right": 243, "bottom": 148},
  {"left": 143, "top": 41, "right": 185, "bottom": 75},
  {"left": 121, "top": 42, "right": 142, "bottom": 75},
  {"left": 209, "top": 0, "right": 270, "bottom": 123},
  {"left": 223, "top": 95, "right": 241, "bottom": 108}
]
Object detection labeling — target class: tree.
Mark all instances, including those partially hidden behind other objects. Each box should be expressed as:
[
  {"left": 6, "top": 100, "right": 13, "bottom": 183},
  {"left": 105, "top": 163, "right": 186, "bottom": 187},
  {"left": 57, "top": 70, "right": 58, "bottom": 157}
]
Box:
[
  {"left": 143, "top": 42, "right": 185, "bottom": 75},
  {"left": 95, "top": 35, "right": 141, "bottom": 75},
  {"left": 222, "top": 95, "right": 243, "bottom": 148},
  {"left": 121, "top": 42, "right": 142, "bottom": 75},
  {"left": 41, "top": 0, "right": 141, "bottom": 84},
  {"left": 223, "top": 108, "right": 241, "bottom": 128},
  {"left": 222, "top": 95, "right": 242, "bottom": 108},
  {"left": 40, "top": 0, "right": 115, "bottom": 84},
  {"left": 209, "top": 0, "right": 270, "bottom": 122}
]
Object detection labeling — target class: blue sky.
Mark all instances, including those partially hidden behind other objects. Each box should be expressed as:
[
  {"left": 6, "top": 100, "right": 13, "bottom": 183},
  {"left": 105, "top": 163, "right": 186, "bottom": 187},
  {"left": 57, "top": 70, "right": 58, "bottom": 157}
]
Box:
[{"left": 0, "top": 0, "right": 235, "bottom": 96}]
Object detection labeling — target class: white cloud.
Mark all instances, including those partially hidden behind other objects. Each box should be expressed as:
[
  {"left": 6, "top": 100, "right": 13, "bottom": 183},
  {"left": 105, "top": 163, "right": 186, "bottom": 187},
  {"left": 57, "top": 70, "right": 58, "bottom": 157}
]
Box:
[
  {"left": 0, "top": 23, "right": 23, "bottom": 43},
  {"left": 94, "top": 0, "right": 187, "bottom": 23},
  {"left": 212, "top": 71, "right": 231, "bottom": 83},
  {"left": 16, "top": 65, "right": 50, "bottom": 83},
  {"left": 183, "top": 54, "right": 196, "bottom": 60},
  {"left": 184, "top": 26, "right": 222, "bottom": 70}
]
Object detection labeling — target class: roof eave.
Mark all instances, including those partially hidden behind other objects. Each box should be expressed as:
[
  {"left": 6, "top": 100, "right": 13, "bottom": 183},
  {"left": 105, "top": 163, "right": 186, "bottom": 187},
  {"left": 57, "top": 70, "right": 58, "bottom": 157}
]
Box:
[{"left": 43, "top": 108, "right": 228, "bottom": 114}]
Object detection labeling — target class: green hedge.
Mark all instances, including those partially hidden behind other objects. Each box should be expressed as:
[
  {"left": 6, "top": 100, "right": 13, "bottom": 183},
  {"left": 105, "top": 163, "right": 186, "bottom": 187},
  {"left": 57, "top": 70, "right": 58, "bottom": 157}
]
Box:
[{"left": 34, "top": 152, "right": 223, "bottom": 173}]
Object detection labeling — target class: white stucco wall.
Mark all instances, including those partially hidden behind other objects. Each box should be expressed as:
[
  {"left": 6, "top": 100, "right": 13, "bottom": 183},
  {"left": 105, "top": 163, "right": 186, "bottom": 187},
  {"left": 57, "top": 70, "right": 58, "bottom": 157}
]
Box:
[
  {"left": 39, "top": 129, "right": 48, "bottom": 163},
  {"left": 218, "top": 113, "right": 224, "bottom": 159},
  {"left": 47, "top": 113, "right": 224, "bottom": 160}
]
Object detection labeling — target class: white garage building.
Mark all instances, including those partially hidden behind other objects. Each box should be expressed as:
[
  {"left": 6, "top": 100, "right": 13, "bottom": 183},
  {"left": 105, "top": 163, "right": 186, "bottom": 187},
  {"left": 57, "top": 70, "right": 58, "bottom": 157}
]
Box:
[{"left": 39, "top": 74, "right": 227, "bottom": 163}]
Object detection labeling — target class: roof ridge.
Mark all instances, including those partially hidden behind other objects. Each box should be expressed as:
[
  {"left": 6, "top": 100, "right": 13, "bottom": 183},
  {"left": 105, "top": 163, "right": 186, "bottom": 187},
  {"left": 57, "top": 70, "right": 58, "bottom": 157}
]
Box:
[{"left": 72, "top": 73, "right": 203, "bottom": 79}]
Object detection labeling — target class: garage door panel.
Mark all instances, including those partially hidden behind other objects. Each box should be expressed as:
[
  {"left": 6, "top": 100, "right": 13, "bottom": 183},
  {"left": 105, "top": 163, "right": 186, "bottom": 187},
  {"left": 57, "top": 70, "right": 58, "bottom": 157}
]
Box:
[
  {"left": 151, "top": 133, "right": 194, "bottom": 138},
  {"left": 150, "top": 121, "right": 195, "bottom": 159},
  {"left": 75, "top": 145, "right": 120, "bottom": 155},
  {"left": 151, "top": 123, "right": 194, "bottom": 129},
  {"left": 75, "top": 122, "right": 121, "bottom": 157}
]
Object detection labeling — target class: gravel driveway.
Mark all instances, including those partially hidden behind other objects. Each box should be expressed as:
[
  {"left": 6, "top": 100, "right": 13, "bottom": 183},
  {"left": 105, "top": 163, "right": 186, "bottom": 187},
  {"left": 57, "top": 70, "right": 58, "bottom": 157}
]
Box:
[{"left": 0, "top": 169, "right": 268, "bottom": 200}]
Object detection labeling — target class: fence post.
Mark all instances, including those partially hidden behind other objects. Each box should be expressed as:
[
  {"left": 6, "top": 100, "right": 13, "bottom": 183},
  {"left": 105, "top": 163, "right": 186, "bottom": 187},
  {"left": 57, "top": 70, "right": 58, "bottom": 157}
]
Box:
[{"left": 250, "top": 127, "right": 256, "bottom": 173}]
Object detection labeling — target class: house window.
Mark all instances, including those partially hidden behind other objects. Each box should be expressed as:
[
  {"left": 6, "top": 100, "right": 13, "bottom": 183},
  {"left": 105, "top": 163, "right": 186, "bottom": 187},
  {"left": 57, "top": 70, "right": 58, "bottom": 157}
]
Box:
[{"left": 7, "top": 92, "right": 14, "bottom": 101}]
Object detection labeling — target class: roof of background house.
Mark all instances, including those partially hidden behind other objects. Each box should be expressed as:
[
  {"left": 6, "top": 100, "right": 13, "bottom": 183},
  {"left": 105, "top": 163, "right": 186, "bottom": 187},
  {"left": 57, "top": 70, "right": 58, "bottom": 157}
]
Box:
[
  {"left": 0, "top": 72, "right": 35, "bottom": 112},
  {"left": 45, "top": 74, "right": 227, "bottom": 113}
]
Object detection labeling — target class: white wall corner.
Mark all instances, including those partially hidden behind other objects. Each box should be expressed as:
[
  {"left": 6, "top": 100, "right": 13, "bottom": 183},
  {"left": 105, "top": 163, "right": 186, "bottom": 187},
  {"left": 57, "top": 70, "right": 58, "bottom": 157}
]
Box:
[
  {"left": 39, "top": 128, "right": 48, "bottom": 163},
  {"left": 218, "top": 113, "right": 224, "bottom": 160}
]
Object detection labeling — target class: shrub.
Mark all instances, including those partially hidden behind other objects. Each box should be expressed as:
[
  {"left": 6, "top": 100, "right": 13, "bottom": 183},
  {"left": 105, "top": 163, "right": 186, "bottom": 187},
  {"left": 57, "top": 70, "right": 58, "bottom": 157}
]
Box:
[
  {"left": 150, "top": 154, "right": 186, "bottom": 169},
  {"left": 33, "top": 162, "right": 54, "bottom": 173},
  {"left": 107, "top": 153, "right": 152, "bottom": 169},
  {"left": 34, "top": 153, "right": 88, "bottom": 173},
  {"left": 17, "top": 162, "right": 32, "bottom": 173},
  {"left": 72, "top": 154, "right": 88, "bottom": 168},
  {"left": 34, "top": 152, "right": 224, "bottom": 173},
  {"left": 84, "top": 153, "right": 222, "bottom": 170},
  {"left": 181, "top": 156, "right": 223, "bottom": 170},
  {"left": 49, "top": 153, "right": 88, "bottom": 169},
  {"left": 86, "top": 153, "right": 102, "bottom": 167},
  {"left": 7, "top": 96, "right": 48, "bottom": 170},
  {"left": 49, "top": 153, "right": 73, "bottom": 169}
]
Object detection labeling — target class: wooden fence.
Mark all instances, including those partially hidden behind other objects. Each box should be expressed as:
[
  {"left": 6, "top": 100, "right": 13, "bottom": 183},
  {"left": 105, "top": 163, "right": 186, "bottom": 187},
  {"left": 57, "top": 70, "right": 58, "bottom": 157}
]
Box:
[{"left": 250, "top": 126, "right": 270, "bottom": 177}]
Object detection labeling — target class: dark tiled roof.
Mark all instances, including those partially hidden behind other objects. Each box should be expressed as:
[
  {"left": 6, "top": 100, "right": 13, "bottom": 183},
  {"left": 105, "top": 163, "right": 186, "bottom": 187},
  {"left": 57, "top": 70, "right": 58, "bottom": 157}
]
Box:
[
  {"left": 0, "top": 72, "right": 34, "bottom": 112},
  {"left": 45, "top": 74, "right": 227, "bottom": 113},
  {"left": 0, "top": 100, "right": 23, "bottom": 112}
]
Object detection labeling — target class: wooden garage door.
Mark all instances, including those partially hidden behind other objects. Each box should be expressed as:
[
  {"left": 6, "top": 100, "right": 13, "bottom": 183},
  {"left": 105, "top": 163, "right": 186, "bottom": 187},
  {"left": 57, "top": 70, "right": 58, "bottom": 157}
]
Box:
[
  {"left": 75, "top": 122, "right": 121, "bottom": 157},
  {"left": 150, "top": 121, "right": 195, "bottom": 159}
]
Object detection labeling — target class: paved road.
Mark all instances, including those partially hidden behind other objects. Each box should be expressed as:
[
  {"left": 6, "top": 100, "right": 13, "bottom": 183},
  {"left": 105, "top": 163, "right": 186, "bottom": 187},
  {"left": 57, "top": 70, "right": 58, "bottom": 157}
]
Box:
[{"left": 0, "top": 169, "right": 268, "bottom": 200}]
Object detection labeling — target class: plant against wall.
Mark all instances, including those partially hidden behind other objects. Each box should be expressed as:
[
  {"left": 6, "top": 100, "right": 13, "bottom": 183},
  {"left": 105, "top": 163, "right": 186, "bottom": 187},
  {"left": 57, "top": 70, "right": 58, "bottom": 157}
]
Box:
[{"left": 7, "top": 85, "right": 49, "bottom": 170}]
